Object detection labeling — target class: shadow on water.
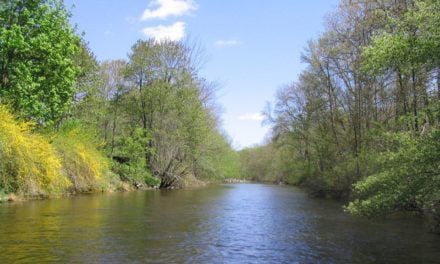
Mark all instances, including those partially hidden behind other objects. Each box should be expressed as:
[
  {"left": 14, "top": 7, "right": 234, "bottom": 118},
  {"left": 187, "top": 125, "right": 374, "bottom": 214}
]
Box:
[{"left": 0, "top": 184, "right": 439, "bottom": 263}]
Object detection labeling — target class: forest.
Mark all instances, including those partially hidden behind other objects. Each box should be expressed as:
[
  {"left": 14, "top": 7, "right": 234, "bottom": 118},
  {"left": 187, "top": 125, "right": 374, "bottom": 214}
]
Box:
[
  {"left": 240, "top": 0, "right": 440, "bottom": 232},
  {"left": 0, "top": 0, "right": 439, "bottom": 233},
  {"left": 0, "top": 0, "right": 240, "bottom": 200}
]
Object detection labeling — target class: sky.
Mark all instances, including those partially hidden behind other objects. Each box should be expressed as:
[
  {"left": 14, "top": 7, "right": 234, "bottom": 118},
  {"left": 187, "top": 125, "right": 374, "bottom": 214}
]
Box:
[{"left": 64, "top": 0, "right": 340, "bottom": 149}]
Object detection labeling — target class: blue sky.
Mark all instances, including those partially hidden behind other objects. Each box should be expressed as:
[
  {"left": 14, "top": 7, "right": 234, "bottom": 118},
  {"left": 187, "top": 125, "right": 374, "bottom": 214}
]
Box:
[{"left": 65, "top": 0, "right": 339, "bottom": 149}]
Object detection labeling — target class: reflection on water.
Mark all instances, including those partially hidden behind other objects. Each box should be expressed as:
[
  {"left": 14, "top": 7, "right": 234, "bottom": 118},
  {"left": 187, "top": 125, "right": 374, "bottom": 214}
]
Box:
[{"left": 0, "top": 184, "right": 439, "bottom": 263}]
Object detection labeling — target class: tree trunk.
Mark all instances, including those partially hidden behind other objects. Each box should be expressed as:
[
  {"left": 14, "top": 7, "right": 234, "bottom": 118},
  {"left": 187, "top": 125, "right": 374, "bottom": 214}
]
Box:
[{"left": 411, "top": 69, "right": 418, "bottom": 132}]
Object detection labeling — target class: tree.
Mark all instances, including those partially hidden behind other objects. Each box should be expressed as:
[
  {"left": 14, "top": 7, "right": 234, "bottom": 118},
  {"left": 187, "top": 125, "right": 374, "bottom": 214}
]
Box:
[
  {"left": 121, "top": 39, "right": 237, "bottom": 187},
  {"left": 253, "top": 0, "right": 440, "bottom": 231},
  {"left": 0, "top": 0, "right": 80, "bottom": 124}
]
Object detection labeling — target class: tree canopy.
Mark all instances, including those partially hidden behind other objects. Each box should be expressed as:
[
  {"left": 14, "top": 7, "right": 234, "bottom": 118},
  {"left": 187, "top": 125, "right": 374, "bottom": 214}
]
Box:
[{"left": 0, "top": 0, "right": 80, "bottom": 124}]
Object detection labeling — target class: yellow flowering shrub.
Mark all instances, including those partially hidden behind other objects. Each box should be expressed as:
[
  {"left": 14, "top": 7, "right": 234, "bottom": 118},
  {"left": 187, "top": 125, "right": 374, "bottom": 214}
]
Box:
[
  {"left": 51, "top": 122, "right": 110, "bottom": 192},
  {"left": 0, "top": 106, "right": 70, "bottom": 195}
]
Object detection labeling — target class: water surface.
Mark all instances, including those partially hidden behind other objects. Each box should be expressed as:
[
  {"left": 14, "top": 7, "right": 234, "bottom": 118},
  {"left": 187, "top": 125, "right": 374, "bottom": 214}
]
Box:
[{"left": 0, "top": 184, "right": 439, "bottom": 263}]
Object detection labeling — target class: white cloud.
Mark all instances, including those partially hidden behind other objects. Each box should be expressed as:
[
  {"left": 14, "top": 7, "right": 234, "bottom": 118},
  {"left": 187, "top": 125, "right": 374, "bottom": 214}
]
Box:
[
  {"left": 215, "top": 39, "right": 242, "bottom": 47},
  {"left": 238, "top": 113, "right": 264, "bottom": 121},
  {"left": 142, "top": 21, "right": 186, "bottom": 42},
  {"left": 140, "top": 0, "right": 197, "bottom": 20},
  {"left": 104, "top": 30, "right": 113, "bottom": 36}
]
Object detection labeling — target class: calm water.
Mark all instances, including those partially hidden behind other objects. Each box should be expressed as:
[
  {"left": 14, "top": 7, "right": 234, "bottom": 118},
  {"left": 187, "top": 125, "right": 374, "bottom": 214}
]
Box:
[{"left": 0, "top": 184, "right": 439, "bottom": 263}]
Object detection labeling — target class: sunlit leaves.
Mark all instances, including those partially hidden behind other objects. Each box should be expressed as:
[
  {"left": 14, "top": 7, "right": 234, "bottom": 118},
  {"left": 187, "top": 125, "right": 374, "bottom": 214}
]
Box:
[{"left": 0, "top": 0, "right": 80, "bottom": 124}]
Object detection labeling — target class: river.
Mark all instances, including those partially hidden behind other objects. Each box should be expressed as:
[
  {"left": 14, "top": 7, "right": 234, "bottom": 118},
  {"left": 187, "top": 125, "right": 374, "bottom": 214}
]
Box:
[{"left": 0, "top": 184, "right": 439, "bottom": 263}]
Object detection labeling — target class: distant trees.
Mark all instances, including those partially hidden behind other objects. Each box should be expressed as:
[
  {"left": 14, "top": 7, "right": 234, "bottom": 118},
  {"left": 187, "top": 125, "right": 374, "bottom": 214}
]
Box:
[{"left": 239, "top": 144, "right": 285, "bottom": 183}]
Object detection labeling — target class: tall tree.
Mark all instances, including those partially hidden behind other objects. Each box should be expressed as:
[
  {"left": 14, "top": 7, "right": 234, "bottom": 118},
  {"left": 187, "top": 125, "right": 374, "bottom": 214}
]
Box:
[{"left": 0, "top": 0, "right": 80, "bottom": 124}]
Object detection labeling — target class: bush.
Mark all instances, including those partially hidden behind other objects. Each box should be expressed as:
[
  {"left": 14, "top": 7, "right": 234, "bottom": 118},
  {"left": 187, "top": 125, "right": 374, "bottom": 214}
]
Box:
[
  {"left": 0, "top": 105, "right": 70, "bottom": 195},
  {"left": 0, "top": 188, "right": 7, "bottom": 202},
  {"left": 112, "top": 127, "right": 160, "bottom": 187},
  {"left": 347, "top": 131, "right": 440, "bottom": 218},
  {"left": 50, "top": 120, "right": 112, "bottom": 192},
  {"left": 113, "top": 162, "right": 160, "bottom": 187}
]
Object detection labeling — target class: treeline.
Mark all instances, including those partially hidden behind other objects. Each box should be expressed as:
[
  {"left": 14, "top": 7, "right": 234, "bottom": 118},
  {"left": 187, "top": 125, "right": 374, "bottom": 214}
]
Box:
[
  {"left": 240, "top": 0, "right": 440, "bottom": 231},
  {"left": 73, "top": 39, "right": 241, "bottom": 188},
  {"left": 0, "top": 0, "right": 240, "bottom": 200}
]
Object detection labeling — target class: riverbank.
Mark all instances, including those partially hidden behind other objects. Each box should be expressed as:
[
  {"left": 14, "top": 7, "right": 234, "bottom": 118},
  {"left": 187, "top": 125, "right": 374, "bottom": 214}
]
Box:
[
  {"left": 0, "top": 178, "right": 164, "bottom": 204},
  {"left": 297, "top": 182, "right": 440, "bottom": 234},
  {"left": 0, "top": 178, "right": 248, "bottom": 204},
  {"left": 0, "top": 177, "right": 232, "bottom": 204},
  {"left": 248, "top": 178, "right": 440, "bottom": 235},
  {"left": 223, "top": 179, "right": 250, "bottom": 184}
]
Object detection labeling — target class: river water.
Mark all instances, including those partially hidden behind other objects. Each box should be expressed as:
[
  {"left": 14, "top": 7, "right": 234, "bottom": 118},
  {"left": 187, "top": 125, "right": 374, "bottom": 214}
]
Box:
[{"left": 0, "top": 184, "right": 439, "bottom": 263}]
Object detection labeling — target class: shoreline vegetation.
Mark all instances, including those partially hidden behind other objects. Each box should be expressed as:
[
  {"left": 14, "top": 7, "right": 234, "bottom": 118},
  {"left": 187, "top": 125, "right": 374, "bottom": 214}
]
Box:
[
  {"left": 237, "top": 0, "right": 440, "bottom": 233},
  {"left": 0, "top": 0, "right": 439, "bottom": 233},
  {"left": 0, "top": 1, "right": 242, "bottom": 203}
]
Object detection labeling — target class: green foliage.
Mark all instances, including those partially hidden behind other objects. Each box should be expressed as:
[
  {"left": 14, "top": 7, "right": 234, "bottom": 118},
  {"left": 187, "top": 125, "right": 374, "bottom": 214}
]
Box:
[
  {"left": 347, "top": 0, "right": 440, "bottom": 219},
  {"left": 0, "top": 0, "right": 80, "bottom": 124},
  {"left": 121, "top": 40, "right": 238, "bottom": 187},
  {"left": 239, "top": 146, "right": 274, "bottom": 182},
  {"left": 239, "top": 144, "right": 286, "bottom": 183},
  {"left": 50, "top": 120, "right": 113, "bottom": 193},
  {"left": 113, "top": 128, "right": 159, "bottom": 187},
  {"left": 362, "top": 0, "right": 440, "bottom": 74},
  {"left": 0, "top": 188, "right": 7, "bottom": 202},
  {"left": 196, "top": 131, "right": 241, "bottom": 181},
  {"left": 258, "top": 0, "right": 440, "bottom": 233},
  {"left": 347, "top": 130, "right": 440, "bottom": 217},
  {"left": 0, "top": 1, "right": 125, "bottom": 195},
  {"left": 0, "top": 0, "right": 242, "bottom": 196}
]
